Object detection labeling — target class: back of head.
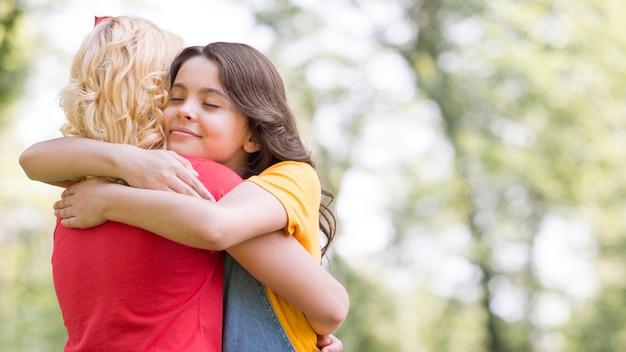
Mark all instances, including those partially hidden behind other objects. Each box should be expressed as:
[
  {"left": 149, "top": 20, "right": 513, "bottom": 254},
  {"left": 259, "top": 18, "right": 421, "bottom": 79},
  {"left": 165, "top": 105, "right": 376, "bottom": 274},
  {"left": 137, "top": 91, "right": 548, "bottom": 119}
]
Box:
[{"left": 59, "top": 16, "right": 185, "bottom": 149}]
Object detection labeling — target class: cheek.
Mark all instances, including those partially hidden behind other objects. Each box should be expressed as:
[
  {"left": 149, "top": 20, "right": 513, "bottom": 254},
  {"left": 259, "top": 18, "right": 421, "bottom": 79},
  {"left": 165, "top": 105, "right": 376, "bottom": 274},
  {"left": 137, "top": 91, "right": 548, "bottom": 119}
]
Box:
[
  {"left": 162, "top": 107, "right": 176, "bottom": 128},
  {"left": 198, "top": 117, "right": 224, "bottom": 136}
]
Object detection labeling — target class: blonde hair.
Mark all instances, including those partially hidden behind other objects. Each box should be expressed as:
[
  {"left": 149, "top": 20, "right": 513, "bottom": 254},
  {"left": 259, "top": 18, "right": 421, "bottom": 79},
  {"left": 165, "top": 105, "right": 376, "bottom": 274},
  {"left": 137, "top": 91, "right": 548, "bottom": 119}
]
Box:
[{"left": 59, "top": 16, "right": 184, "bottom": 149}]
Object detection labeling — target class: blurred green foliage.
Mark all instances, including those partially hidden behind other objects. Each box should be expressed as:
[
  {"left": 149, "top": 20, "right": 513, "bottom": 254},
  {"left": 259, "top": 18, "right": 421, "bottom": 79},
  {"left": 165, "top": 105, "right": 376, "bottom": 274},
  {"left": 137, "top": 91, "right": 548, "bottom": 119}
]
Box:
[
  {"left": 0, "top": 0, "right": 28, "bottom": 127},
  {"left": 251, "top": 0, "right": 626, "bottom": 351}
]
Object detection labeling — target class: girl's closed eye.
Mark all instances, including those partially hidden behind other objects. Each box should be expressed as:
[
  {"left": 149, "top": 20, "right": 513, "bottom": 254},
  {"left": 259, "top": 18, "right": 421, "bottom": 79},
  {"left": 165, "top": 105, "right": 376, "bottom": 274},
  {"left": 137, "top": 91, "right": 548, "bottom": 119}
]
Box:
[
  {"left": 169, "top": 87, "right": 186, "bottom": 102},
  {"left": 202, "top": 96, "right": 222, "bottom": 108}
]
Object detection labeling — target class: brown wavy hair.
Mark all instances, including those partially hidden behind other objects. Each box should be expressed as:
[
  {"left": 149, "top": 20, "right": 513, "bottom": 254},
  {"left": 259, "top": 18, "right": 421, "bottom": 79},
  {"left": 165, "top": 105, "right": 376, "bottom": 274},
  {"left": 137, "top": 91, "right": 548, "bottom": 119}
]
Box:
[{"left": 170, "top": 43, "right": 336, "bottom": 256}]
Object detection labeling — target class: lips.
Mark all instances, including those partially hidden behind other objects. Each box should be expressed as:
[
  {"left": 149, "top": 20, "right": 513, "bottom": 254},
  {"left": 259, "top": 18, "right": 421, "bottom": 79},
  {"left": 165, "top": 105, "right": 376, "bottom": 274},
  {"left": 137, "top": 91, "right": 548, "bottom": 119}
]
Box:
[{"left": 169, "top": 126, "right": 200, "bottom": 138}]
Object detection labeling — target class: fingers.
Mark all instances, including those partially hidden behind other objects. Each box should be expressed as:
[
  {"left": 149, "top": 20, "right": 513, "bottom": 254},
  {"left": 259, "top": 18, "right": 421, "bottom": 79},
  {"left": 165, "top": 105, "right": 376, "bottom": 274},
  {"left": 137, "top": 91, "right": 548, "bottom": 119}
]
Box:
[
  {"left": 53, "top": 197, "right": 67, "bottom": 212},
  {"left": 54, "top": 199, "right": 71, "bottom": 219},
  {"left": 60, "top": 217, "right": 73, "bottom": 228},
  {"left": 160, "top": 152, "right": 213, "bottom": 199},
  {"left": 168, "top": 170, "right": 214, "bottom": 200},
  {"left": 203, "top": 190, "right": 216, "bottom": 202},
  {"left": 318, "top": 334, "right": 343, "bottom": 352},
  {"left": 54, "top": 187, "right": 75, "bottom": 220},
  {"left": 317, "top": 335, "right": 330, "bottom": 346},
  {"left": 61, "top": 185, "right": 74, "bottom": 198},
  {"left": 54, "top": 204, "right": 73, "bottom": 222},
  {"left": 165, "top": 180, "right": 205, "bottom": 199},
  {"left": 170, "top": 151, "right": 199, "bottom": 177},
  {"left": 188, "top": 178, "right": 215, "bottom": 201},
  {"left": 60, "top": 217, "right": 83, "bottom": 229},
  {"left": 170, "top": 154, "right": 213, "bottom": 199}
]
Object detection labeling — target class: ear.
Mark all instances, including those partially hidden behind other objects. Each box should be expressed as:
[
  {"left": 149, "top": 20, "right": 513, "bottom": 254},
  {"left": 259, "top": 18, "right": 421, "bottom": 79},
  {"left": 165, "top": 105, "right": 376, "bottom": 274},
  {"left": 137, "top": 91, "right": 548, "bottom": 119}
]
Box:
[{"left": 243, "top": 133, "right": 261, "bottom": 153}]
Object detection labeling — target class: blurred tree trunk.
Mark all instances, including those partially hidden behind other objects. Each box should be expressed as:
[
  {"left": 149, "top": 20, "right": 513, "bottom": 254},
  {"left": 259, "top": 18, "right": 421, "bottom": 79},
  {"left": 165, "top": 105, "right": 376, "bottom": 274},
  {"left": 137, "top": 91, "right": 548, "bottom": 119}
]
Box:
[{"left": 399, "top": 1, "right": 538, "bottom": 350}]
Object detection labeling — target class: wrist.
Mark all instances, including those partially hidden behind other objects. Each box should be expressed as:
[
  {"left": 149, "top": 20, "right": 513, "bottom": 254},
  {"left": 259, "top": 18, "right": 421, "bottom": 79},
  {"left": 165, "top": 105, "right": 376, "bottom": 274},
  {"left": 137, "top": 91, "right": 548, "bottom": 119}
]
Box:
[
  {"left": 98, "top": 182, "right": 123, "bottom": 221},
  {"left": 110, "top": 144, "right": 139, "bottom": 181}
]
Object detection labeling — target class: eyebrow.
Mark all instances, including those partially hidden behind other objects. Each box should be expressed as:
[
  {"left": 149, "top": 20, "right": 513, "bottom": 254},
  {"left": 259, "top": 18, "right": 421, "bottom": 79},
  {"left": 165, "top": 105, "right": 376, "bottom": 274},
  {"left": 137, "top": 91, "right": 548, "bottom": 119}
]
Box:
[{"left": 171, "top": 82, "right": 229, "bottom": 99}]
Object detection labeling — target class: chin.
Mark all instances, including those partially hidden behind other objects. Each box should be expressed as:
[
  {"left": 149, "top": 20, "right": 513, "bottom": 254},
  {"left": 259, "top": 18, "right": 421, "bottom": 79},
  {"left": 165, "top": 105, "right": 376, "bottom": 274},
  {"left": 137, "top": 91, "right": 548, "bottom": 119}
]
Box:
[{"left": 168, "top": 144, "right": 193, "bottom": 156}]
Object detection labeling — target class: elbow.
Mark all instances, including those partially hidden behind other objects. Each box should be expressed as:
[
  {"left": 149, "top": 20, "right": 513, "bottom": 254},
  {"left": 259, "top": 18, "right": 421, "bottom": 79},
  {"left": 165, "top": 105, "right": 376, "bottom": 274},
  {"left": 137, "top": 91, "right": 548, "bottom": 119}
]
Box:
[
  {"left": 194, "top": 220, "right": 230, "bottom": 251},
  {"left": 19, "top": 144, "right": 52, "bottom": 182},
  {"left": 317, "top": 313, "right": 348, "bottom": 337},
  {"left": 313, "top": 312, "right": 348, "bottom": 337},
  {"left": 328, "top": 290, "right": 350, "bottom": 333},
  {"left": 197, "top": 210, "right": 249, "bottom": 250},
  {"left": 18, "top": 149, "right": 36, "bottom": 180},
  {"left": 312, "top": 288, "right": 350, "bottom": 335}
]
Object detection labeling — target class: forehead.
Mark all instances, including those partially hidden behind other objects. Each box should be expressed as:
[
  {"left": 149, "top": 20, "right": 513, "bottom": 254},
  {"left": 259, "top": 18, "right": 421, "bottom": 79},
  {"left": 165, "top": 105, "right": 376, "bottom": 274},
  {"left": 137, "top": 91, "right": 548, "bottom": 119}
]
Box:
[{"left": 174, "top": 56, "right": 221, "bottom": 88}]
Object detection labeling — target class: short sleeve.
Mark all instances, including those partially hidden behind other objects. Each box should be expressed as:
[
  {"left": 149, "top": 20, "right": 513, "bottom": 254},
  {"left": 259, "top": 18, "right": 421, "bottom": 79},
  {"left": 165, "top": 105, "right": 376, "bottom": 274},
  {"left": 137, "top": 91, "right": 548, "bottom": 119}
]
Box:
[{"left": 247, "top": 161, "right": 321, "bottom": 260}]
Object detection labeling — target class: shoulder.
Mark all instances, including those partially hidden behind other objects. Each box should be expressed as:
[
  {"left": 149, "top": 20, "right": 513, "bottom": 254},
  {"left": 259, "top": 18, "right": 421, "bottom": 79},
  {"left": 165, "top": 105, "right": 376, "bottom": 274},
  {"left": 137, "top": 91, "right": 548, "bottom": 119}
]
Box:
[
  {"left": 248, "top": 161, "right": 321, "bottom": 202},
  {"left": 259, "top": 161, "right": 318, "bottom": 182}
]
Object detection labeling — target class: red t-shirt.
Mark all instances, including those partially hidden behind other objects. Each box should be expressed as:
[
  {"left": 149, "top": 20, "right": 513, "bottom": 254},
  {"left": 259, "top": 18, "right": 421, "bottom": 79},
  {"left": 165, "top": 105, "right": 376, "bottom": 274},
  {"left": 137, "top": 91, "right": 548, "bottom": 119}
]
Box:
[{"left": 52, "top": 156, "right": 242, "bottom": 352}]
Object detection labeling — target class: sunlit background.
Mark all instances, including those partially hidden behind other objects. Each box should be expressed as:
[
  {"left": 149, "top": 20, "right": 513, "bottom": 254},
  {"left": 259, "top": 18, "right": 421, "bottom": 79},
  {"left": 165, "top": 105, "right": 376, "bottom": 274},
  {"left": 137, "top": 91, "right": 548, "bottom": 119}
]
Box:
[{"left": 2, "top": 0, "right": 626, "bottom": 351}]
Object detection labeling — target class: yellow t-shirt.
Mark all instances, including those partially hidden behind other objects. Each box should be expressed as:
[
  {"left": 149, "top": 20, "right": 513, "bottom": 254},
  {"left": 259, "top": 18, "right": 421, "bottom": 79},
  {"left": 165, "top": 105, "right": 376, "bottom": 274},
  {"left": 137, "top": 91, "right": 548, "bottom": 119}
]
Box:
[{"left": 247, "top": 161, "right": 322, "bottom": 352}]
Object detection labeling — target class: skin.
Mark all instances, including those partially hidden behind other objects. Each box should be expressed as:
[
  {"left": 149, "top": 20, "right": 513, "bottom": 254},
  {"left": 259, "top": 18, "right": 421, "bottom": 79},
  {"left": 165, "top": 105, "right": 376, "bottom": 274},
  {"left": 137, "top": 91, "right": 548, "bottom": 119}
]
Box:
[
  {"left": 20, "top": 56, "right": 348, "bottom": 344},
  {"left": 164, "top": 57, "right": 258, "bottom": 177}
]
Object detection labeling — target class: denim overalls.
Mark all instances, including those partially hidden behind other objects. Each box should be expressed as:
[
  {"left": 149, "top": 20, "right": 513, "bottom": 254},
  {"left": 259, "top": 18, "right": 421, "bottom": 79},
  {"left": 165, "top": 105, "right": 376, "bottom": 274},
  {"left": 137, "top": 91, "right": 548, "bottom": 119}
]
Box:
[{"left": 222, "top": 254, "right": 296, "bottom": 352}]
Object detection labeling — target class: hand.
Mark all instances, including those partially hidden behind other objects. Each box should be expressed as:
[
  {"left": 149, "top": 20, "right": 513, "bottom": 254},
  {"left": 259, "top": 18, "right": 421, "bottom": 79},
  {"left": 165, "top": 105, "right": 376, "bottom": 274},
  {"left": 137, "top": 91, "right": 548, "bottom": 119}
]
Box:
[
  {"left": 121, "top": 149, "right": 214, "bottom": 200},
  {"left": 317, "top": 334, "right": 343, "bottom": 352},
  {"left": 53, "top": 178, "right": 114, "bottom": 229}
]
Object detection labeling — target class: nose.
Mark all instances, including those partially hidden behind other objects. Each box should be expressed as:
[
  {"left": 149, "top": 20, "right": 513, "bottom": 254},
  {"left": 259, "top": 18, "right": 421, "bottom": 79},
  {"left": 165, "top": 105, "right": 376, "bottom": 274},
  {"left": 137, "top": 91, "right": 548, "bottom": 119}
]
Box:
[{"left": 177, "top": 100, "right": 196, "bottom": 121}]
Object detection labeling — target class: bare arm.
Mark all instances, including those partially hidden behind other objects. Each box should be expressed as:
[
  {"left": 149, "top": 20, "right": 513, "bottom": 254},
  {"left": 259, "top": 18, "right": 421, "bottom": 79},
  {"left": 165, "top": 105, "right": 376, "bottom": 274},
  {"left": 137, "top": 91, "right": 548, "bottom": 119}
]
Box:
[
  {"left": 55, "top": 178, "right": 350, "bottom": 335},
  {"left": 19, "top": 137, "right": 211, "bottom": 198},
  {"left": 55, "top": 178, "right": 289, "bottom": 250},
  {"left": 20, "top": 137, "right": 127, "bottom": 185},
  {"left": 227, "top": 233, "right": 349, "bottom": 336}
]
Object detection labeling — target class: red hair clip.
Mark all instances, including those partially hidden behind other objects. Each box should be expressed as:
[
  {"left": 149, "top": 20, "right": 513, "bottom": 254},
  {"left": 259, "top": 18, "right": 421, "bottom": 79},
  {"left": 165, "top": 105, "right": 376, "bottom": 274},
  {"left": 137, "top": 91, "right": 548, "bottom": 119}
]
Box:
[{"left": 94, "top": 16, "right": 111, "bottom": 26}]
